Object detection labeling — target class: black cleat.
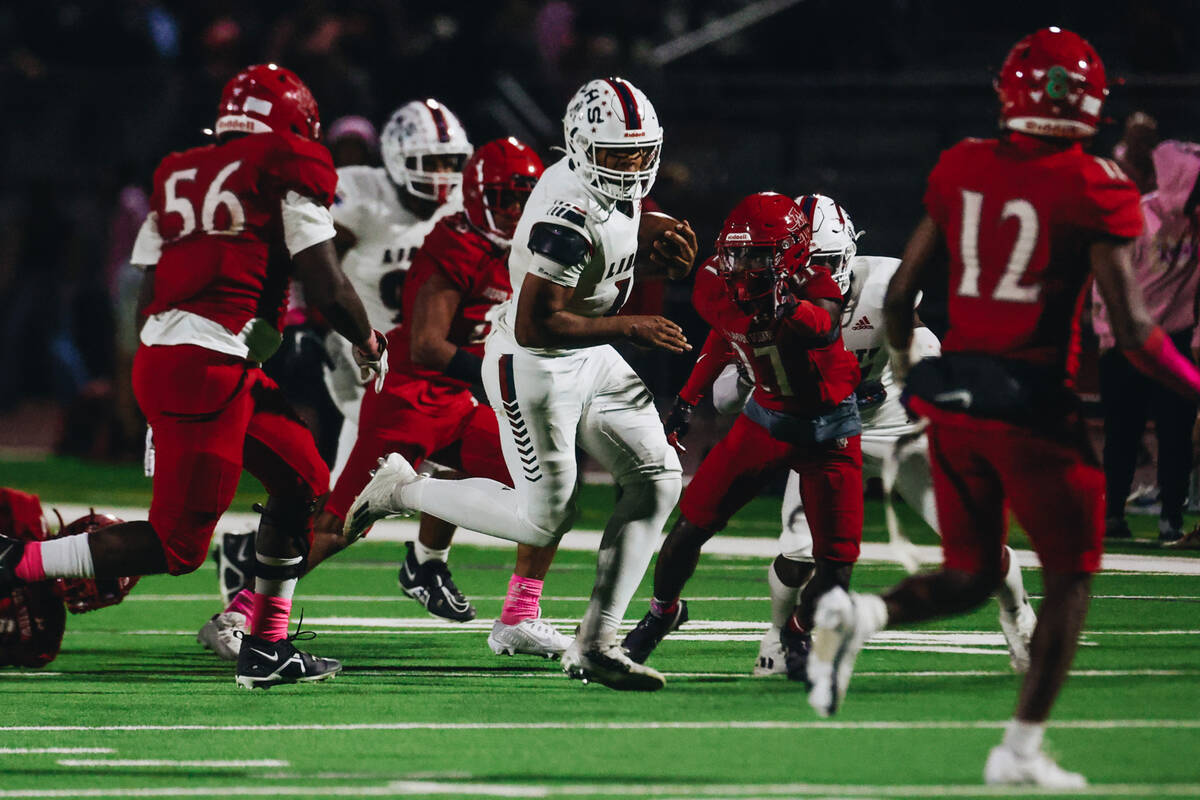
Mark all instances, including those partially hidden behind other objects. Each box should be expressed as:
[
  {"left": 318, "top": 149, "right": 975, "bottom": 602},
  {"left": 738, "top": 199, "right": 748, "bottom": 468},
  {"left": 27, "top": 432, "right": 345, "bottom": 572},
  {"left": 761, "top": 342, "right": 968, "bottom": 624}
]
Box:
[
  {"left": 0, "top": 534, "right": 26, "bottom": 592},
  {"left": 397, "top": 542, "right": 476, "bottom": 622},
  {"left": 214, "top": 529, "right": 255, "bottom": 607},
  {"left": 620, "top": 599, "right": 689, "bottom": 664},
  {"left": 779, "top": 623, "right": 812, "bottom": 685},
  {"left": 235, "top": 621, "right": 341, "bottom": 690},
  {"left": 1103, "top": 517, "right": 1133, "bottom": 541}
]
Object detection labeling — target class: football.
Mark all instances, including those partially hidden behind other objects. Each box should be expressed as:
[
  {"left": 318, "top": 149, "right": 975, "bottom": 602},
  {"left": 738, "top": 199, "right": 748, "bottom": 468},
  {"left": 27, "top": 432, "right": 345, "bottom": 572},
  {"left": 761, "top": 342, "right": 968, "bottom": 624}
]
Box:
[{"left": 637, "top": 210, "right": 692, "bottom": 278}]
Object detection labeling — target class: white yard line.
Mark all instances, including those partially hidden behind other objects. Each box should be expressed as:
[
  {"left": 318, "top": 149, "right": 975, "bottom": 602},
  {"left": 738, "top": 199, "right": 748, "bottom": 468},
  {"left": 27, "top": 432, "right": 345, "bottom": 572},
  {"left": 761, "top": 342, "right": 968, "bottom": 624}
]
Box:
[
  {"left": 48, "top": 504, "right": 1200, "bottom": 574},
  {"left": 0, "top": 748, "right": 113, "bottom": 754},
  {"left": 58, "top": 759, "right": 287, "bottom": 768},
  {"left": 3, "top": 719, "right": 1199, "bottom": 733}
]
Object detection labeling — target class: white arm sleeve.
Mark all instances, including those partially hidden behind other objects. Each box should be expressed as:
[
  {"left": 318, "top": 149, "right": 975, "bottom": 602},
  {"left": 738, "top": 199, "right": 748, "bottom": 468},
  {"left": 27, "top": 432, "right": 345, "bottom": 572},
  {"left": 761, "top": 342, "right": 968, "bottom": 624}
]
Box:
[
  {"left": 911, "top": 324, "right": 942, "bottom": 360},
  {"left": 712, "top": 363, "right": 753, "bottom": 415},
  {"left": 281, "top": 191, "right": 336, "bottom": 257},
  {"left": 130, "top": 212, "right": 163, "bottom": 269}
]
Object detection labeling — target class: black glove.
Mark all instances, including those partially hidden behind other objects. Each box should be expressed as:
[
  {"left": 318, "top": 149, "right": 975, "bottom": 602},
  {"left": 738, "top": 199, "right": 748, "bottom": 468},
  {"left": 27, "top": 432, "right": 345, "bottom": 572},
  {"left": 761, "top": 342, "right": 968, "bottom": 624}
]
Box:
[
  {"left": 855, "top": 379, "right": 886, "bottom": 410},
  {"left": 664, "top": 395, "right": 696, "bottom": 453}
]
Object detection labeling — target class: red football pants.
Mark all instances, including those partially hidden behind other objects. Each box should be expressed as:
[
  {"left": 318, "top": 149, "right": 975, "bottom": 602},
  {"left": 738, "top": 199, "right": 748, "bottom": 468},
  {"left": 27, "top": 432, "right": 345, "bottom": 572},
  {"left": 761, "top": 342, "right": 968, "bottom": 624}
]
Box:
[
  {"left": 326, "top": 380, "right": 512, "bottom": 522},
  {"left": 927, "top": 415, "right": 1105, "bottom": 574},
  {"left": 680, "top": 414, "right": 863, "bottom": 563},
  {"left": 133, "top": 344, "right": 329, "bottom": 574}
]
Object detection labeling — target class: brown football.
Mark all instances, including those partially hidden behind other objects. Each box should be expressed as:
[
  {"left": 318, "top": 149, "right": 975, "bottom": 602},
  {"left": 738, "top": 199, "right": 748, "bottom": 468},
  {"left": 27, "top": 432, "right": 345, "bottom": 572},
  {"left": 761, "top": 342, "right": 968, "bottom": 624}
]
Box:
[{"left": 637, "top": 211, "right": 691, "bottom": 278}]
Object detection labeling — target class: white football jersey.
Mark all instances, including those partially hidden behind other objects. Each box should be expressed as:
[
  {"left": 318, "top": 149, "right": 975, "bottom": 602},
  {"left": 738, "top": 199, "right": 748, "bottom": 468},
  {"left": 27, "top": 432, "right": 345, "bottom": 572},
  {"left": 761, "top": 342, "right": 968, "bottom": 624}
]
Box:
[
  {"left": 841, "top": 255, "right": 899, "bottom": 388},
  {"left": 499, "top": 158, "right": 641, "bottom": 356},
  {"left": 332, "top": 165, "right": 461, "bottom": 332}
]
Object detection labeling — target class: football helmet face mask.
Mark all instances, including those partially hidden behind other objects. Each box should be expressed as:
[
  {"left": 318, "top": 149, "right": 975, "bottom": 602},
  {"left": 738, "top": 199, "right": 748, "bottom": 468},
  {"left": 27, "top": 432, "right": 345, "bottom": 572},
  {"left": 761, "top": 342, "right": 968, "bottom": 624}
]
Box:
[
  {"left": 995, "top": 27, "right": 1108, "bottom": 139},
  {"left": 216, "top": 64, "right": 321, "bottom": 140},
  {"left": 564, "top": 77, "right": 663, "bottom": 202},
  {"left": 716, "top": 192, "right": 812, "bottom": 315},
  {"left": 794, "top": 194, "right": 860, "bottom": 295},
  {"left": 462, "top": 137, "right": 545, "bottom": 245},
  {"left": 381, "top": 99, "right": 474, "bottom": 204}
]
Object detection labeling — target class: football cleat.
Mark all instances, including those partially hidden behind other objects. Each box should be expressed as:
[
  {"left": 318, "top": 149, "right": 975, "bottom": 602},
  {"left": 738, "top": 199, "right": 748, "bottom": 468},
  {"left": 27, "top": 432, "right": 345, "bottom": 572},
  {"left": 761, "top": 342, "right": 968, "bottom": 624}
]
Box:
[
  {"left": 984, "top": 744, "right": 1087, "bottom": 789},
  {"left": 0, "top": 534, "right": 26, "bottom": 592},
  {"left": 345, "top": 453, "right": 419, "bottom": 542},
  {"left": 753, "top": 626, "right": 787, "bottom": 676},
  {"left": 1165, "top": 523, "right": 1200, "bottom": 550},
  {"left": 235, "top": 625, "right": 341, "bottom": 690},
  {"left": 197, "top": 611, "right": 246, "bottom": 661},
  {"left": 1158, "top": 519, "right": 1184, "bottom": 544},
  {"left": 214, "top": 529, "right": 255, "bottom": 607},
  {"left": 620, "top": 599, "right": 689, "bottom": 664},
  {"left": 488, "top": 617, "right": 572, "bottom": 658},
  {"left": 779, "top": 622, "right": 812, "bottom": 685},
  {"left": 562, "top": 639, "right": 666, "bottom": 691},
  {"left": 397, "top": 542, "right": 476, "bottom": 622},
  {"left": 807, "top": 588, "right": 881, "bottom": 717},
  {"left": 1103, "top": 517, "right": 1133, "bottom": 540},
  {"left": 998, "top": 599, "right": 1037, "bottom": 673}
]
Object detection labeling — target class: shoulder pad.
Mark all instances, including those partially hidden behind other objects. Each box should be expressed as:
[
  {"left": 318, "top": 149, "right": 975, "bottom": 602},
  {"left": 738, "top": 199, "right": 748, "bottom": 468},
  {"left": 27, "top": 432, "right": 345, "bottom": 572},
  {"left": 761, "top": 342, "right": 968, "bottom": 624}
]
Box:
[{"left": 529, "top": 222, "right": 592, "bottom": 267}]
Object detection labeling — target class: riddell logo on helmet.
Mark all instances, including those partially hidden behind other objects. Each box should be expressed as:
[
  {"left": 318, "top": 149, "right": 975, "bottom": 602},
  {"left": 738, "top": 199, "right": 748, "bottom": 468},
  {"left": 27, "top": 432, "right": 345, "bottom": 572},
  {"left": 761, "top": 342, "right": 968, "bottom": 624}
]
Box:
[{"left": 624, "top": 131, "right": 646, "bottom": 138}]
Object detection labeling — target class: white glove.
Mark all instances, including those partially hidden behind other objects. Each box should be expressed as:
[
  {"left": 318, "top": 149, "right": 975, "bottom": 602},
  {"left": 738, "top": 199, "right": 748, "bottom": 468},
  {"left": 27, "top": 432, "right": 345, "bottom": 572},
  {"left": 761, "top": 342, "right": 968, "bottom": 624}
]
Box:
[
  {"left": 887, "top": 340, "right": 914, "bottom": 389},
  {"left": 353, "top": 329, "right": 388, "bottom": 393}
]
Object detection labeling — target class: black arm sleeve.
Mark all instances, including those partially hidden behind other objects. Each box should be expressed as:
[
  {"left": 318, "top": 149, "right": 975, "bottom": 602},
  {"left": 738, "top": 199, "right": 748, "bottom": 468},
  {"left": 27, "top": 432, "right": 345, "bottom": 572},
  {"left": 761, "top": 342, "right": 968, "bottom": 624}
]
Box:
[{"left": 528, "top": 222, "right": 592, "bottom": 267}]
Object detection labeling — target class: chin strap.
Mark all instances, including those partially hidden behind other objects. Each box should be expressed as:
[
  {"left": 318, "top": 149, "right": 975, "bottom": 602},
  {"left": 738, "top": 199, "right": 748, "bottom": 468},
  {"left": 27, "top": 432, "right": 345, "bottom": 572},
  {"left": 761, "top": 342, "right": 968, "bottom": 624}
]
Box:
[{"left": 1122, "top": 326, "right": 1200, "bottom": 402}]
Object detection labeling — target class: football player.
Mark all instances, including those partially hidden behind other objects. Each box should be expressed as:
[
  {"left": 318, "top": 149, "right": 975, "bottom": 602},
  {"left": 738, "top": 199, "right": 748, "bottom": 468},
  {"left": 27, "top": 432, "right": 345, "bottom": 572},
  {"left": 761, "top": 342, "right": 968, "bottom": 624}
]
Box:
[
  {"left": 804, "top": 29, "right": 1200, "bottom": 788},
  {"left": 349, "top": 77, "right": 698, "bottom": 691},
  {"left": 0, "top": 64, "right": 385, "bottom": 689},
  {"left": 209, "top": 99, "right": 477, "bottom": 631},
  {"left": 694, "top": 195, "right": 1035, "bottom": 677},
  {"left": 305, "top": 138, "right": 570, "bottom": 658},
  {"left": 621, "top": 192, "right": 864, "bottom": 672}
]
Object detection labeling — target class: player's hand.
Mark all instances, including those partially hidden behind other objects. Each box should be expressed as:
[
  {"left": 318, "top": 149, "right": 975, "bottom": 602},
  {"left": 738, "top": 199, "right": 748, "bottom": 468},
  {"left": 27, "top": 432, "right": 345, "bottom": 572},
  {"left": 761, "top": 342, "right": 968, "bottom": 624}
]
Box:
[
  {"left": 887, "top": 342, "right": 913, "bottom": 388},
  {"left": 664, "top": 395, "right": 695, "bottom": 453},
  {"left": 651, "top": 220, "right": 699, "bottom": 280},
  {"left": 353, "top": 329, "right": 388, "bottom": 392},
  {"left": 627, "top": 316, "right": 691, "bottom": 353}
]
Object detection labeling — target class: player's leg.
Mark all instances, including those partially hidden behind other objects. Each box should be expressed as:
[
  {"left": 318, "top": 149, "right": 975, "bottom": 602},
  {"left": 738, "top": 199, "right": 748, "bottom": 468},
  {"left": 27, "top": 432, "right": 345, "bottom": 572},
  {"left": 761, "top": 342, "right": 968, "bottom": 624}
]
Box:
[
  {"left": 563, "top": 349, "right": 681, "bottom": 689},
  {"left": 1150, "top": 340, "right": 1196, "bottom": 541},
  {"left": 755, "top": 471, "right": 815, "bottom": 675},
  {"left": 807, "top": 423, "right": 1006, "bottom": 717},
  {"left": 322, "top": 332, "right": 367, "bottom": 486},
  {"left": 349, "top": 349, "right": 582, "bottom": 547},
  {"left": 234, "top": 376, "right": 341, "bottom": 689},
  {"left": 983, "top": 433, "right": 1103, "bottom": 788},
  {"left": 1098, "top": 347, "right": 1148, "bottom": 539}
]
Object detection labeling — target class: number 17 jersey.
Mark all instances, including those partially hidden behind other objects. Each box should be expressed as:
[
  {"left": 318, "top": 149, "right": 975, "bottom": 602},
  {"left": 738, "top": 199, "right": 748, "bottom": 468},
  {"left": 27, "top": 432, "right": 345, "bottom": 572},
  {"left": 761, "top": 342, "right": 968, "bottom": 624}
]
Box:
[{"left": 924, "top": 133, "right": 1142, "bottom": 378}]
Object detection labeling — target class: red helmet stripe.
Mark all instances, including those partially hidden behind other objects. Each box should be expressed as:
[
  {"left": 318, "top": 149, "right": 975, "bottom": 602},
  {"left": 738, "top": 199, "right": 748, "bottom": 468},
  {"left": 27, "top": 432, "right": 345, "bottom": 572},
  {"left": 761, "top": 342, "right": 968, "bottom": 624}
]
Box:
[
  {"left": 604, "top": 78, "right": 641, "bottom": 130},
  {"left": 427, "top": 102, "right": 451, "bottom": 143}
]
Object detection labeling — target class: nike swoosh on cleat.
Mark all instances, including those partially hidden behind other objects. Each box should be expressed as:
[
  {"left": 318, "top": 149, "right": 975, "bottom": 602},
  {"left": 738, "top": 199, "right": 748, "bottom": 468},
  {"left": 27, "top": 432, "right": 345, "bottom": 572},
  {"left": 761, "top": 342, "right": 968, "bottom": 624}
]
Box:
[{"left": 250, "top": 648, "right": 281, "bottom": 662}]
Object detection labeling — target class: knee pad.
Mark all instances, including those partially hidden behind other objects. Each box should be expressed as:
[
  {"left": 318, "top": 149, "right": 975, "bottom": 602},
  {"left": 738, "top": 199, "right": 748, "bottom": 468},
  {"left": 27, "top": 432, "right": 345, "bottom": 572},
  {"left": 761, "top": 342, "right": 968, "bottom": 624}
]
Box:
[{"left": 772, "top": 553, "right": 815, "bottom": 587}]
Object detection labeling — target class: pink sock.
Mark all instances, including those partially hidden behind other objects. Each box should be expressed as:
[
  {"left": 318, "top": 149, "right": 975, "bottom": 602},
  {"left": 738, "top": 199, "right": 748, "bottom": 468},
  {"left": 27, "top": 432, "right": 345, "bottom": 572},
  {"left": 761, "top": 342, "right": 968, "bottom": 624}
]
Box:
[
  {"left": 650, "top": 597, "right": 679, "bottom": 618},
  {"left": 14, "top": 542, "right": 45, "bottom": 583},
  {"left": 500, "top": 574, "right": 543, "bottom": 625},
  {"left": 250, "top": 593, "right": 293, "bottom": 642},
  {"left": 224, "top": 588, "right": 254, "bottom": 617}
]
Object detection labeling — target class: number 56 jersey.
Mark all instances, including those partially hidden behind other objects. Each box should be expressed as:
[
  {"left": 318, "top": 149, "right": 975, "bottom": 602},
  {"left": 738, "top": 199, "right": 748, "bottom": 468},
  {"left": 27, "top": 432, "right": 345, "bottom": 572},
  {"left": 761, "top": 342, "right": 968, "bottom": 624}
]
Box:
[{"left": 924, "top": 134, "right": 1142, "bottom": 377}]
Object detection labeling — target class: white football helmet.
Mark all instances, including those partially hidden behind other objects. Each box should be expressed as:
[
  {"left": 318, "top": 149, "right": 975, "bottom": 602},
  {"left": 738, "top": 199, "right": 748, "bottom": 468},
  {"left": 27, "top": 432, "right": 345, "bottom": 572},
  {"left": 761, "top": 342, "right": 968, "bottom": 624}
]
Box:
[
  {"left": 380, "top": 99, "right": 473, "bottom": 203},
  {"left": 563, "top": 78, "right": 662, "bottom": 202},
  {"left": 794, "top": 194, "right": 861, "bottom": 295}
]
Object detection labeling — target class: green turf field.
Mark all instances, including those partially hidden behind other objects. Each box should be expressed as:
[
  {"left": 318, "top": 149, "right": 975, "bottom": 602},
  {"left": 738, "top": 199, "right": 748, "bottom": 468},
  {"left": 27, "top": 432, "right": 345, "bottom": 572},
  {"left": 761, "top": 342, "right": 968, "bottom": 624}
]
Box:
[{"left": 2, "top": 457, "right": 1200, "bottom": 798}]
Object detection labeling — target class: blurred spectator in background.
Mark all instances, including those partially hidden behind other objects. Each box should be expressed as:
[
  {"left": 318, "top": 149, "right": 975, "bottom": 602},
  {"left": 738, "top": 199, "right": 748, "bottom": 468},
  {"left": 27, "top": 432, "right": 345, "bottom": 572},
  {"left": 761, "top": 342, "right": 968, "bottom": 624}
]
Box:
[
  {"left": 327, "top": 115, "right": 379, "bottom": 167},
  {"left": 1093, "top": 140, "right": 1200, "bottom": 543},
  {"left": 1114, "top": 112, "right": 1160, "bottom": 194}
]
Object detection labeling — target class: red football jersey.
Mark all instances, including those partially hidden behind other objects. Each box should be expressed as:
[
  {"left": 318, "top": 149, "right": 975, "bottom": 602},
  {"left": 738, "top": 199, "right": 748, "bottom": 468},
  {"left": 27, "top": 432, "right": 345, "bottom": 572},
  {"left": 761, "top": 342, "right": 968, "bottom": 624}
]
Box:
[
  {"left": 144, "top": 131, "right": 337, "bottom": 334},
  {"left": 925, "top": 134, "right": 1142, "bottom": 379},
  {"left": 388, "top": 213, "right": 513, "bottom": 388},
  {"left": 686, "top": 258, "right": 859, "bottom": 416}
]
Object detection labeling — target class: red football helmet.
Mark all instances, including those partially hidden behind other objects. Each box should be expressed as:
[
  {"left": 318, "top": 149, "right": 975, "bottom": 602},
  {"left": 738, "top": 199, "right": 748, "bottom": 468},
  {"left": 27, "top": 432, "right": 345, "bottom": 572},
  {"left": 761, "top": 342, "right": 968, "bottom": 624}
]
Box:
[
  {"left": 462, "top": 137, "right": 544, "bottom": 243},
  {"left": 51, "top": 510, "right": 139, "bottom": 615},
  {"left": 716, "top": 192, "right": 812, "bottom": 314},
  {"left": 216, "top": 64, "right": 321, "bottom": 140},
  {"left": 995, "top": 27, "right": 1107, "bottom": 139}
]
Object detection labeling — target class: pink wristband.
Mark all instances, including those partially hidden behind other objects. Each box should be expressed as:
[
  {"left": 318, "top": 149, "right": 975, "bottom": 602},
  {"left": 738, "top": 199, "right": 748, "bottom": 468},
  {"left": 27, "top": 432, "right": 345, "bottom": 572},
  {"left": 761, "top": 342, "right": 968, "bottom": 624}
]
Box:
[{"left": 1123, "top": 326, "right": 1200, "bottom": 401}]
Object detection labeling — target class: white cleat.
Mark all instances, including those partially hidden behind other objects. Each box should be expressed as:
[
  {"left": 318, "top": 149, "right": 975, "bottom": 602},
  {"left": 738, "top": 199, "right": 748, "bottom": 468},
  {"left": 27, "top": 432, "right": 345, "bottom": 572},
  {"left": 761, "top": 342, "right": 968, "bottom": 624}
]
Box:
[
  {"left": 345, "top": 453, "right": 419, "bottom": 542},
  {"left": 807, "top": 588, "right": 879, "bottom": 717},
  {"left": 196, "top": 611, "right": 246, "bottom": 661},
  {"left": 998, "top": 599, "right": 1037, "bottom": 673},
  {"left": 984, "top": 744, "right": 1087, "bottom": 788},
  {"left": 561, "top": 639, "right": 666, "bottom": 691},
  {"left": 488, "top": 618, "right": 573, "bottom": 659},
  {"left": 753, "top": 626, "right": 787, "bottom": 676}
]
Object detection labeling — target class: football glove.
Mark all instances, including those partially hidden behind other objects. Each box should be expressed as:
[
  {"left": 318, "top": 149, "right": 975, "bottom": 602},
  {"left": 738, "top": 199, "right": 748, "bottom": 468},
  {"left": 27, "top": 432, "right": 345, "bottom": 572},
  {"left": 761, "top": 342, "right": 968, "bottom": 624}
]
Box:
[
  {"left": 353, "top": 329, "right": 388, "bottom": 392},
  {"left": 856, "top": 379, "right": 886, "bottom": 410},
  {"left": 664, "top": 395, "right": 695, "bottom": 453}
]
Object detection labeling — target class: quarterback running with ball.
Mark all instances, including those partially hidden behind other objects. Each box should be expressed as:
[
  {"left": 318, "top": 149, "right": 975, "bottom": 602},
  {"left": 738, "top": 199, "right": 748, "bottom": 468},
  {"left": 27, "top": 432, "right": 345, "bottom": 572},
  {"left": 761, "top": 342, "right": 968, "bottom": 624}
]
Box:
[{"left": 349, "top": 77, "right": 698, "bottom": 691}]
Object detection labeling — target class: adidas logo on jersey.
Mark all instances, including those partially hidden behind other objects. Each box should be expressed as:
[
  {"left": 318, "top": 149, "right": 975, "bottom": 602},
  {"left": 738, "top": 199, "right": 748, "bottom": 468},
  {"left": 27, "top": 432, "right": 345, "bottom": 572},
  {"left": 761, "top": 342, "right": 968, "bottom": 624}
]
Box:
[{"left": 851, "top": 316, "right": 874, "bottom": 331}]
